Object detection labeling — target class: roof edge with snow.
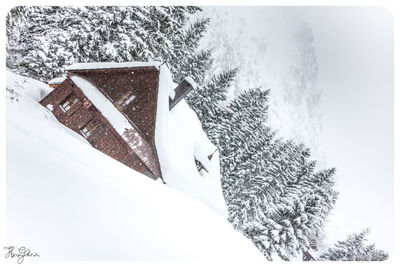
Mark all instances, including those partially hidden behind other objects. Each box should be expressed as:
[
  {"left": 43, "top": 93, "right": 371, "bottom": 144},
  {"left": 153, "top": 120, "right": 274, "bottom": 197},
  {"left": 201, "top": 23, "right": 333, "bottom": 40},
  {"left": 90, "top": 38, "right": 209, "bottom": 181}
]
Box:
[
  {"left": 48, "top": 76, "right": 66, "bottom": 84},
  {"left": 66, "top": 61, "right": 162, "bottom": 71}
]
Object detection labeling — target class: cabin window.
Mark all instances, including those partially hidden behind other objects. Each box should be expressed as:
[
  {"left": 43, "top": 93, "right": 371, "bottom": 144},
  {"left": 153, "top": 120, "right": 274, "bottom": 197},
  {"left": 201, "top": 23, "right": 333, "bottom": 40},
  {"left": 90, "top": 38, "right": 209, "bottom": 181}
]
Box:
[
  {"left": 80, "top": 119, "right": 99, "bottom": 138},
  {"left": 115, "top": 91, "right": 136, "bottom": 110},
  {"left": 60, "top": 93, "right": 79, "bottom": 112}
]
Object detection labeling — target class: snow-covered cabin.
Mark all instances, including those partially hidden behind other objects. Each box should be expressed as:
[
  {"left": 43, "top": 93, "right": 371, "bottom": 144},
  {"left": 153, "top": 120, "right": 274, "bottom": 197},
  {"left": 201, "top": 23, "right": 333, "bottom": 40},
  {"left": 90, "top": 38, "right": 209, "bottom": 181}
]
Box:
[{"left": 40, "top": 62, "right": 196, "bottom": 180}]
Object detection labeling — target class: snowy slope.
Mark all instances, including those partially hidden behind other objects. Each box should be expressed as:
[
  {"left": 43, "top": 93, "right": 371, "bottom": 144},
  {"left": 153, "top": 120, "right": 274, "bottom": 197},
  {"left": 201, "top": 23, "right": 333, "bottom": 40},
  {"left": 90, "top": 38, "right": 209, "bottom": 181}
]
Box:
[
  {"left": 6, "top": 71, "right": 264, "bottom": 262},
  {"left": 6, "top": 69, "right": 53, "bottom": 101}
]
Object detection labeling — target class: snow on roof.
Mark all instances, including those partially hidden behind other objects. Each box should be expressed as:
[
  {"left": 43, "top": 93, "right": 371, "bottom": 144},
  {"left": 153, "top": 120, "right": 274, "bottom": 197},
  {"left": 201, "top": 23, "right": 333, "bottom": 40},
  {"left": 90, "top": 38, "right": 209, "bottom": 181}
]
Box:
[
  {"left": 71, "top": 76, "right": 133, "bottom": 135},
  {"left": 48, "top": 76, "right": 66, "bottom": 84},
  {"left": 66, "top": 61, "right": 162, "bottom": 71},
  {"left": 70, "top": 75, "right": 159, "bottom": 177},
  {"left": 155, "top": 65, "right": 228, "bottom": 216}
]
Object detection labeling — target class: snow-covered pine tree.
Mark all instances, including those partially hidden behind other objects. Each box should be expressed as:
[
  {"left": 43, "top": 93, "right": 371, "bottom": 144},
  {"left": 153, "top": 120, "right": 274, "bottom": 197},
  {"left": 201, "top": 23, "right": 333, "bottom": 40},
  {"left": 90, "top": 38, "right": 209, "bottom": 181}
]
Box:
[
  {"left": 186, "top": 67, "right": 238, "bottom": 130},
  {"left": 171, "top": 18, "right": 213, "bottom": 84},
  {"left": 214, "top": 88, "right": 272, "bottom": 201},
  {"left": 6, "top": 6, "right": 210, "bottom": 83},
  {"left": 227, "top": 139, "right": 334, "bottom": 259},
  {"left": 318, "top": 229, "right": 388, "bottom": 261},
  {"left": 193, "top": 85, "right": 339, "bottom": 260}
]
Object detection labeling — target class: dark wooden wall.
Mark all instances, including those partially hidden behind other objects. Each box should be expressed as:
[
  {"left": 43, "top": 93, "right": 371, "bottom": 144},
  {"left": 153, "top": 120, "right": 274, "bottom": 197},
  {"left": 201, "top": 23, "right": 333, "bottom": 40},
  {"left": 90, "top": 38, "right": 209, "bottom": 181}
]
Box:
[
  {"left": 40, "top": 75, "right": 158, "bottom": 179},
  {"left": 67, "top": 67, "right": 159, "bottom": 145}
]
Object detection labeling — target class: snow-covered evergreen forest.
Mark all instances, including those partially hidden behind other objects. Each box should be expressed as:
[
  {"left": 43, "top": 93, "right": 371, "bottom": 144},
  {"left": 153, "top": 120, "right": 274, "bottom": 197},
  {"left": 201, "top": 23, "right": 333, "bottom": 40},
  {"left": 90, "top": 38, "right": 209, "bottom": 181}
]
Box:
[{"left": 6, "top": 6, "right": 388, "bottom": 261}]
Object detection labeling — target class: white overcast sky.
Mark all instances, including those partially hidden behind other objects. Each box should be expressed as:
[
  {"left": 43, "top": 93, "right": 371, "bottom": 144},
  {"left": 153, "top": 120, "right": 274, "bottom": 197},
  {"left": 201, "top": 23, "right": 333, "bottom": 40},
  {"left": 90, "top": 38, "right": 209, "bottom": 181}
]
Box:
[
  {"left": 202, "top": 6, "right": 394, "bottom": 252},
  {"left": 290, "top": 7, "right": 394, "bottom": 253}
]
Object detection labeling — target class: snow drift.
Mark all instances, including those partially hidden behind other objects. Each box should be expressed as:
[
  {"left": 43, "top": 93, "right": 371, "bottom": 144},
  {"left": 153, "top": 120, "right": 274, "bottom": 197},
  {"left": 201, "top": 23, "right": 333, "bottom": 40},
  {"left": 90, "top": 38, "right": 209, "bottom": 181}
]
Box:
[
  {"left": 5, "top": 71, "right": 265, "bottom": 262},
  {"left": 155, "top": 65, "right": 228, "bottom": 217},
  {"left": 6, "top": 70, "right": 53, "bottom": 101}
]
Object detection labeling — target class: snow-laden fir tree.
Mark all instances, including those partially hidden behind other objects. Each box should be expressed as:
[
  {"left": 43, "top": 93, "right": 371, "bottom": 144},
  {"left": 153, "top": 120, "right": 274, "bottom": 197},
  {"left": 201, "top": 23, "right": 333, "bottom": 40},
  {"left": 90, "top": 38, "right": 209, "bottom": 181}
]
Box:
[
  {"left": 189, "top": 80, "right": 338, "bottom": 260},
  {"left": 318, "top": 229, "right": 388, "bottom": 261},
  {"left": 222, "top": 98, "right": 337, "bottom": 260},
  {"left": 6, "top": 6, "right": 211, "bottom": 83},
  {"left": 214, "top": 88, "right": 273, "bottom": 200},
  {"left": 186, "top": 68, "right": 238, "bottom": 130}
]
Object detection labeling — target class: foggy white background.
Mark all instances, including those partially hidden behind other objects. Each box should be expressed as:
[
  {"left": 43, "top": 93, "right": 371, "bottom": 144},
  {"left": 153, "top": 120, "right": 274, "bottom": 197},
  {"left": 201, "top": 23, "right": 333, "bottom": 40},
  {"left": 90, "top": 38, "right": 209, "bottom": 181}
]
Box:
[{"left": 200, "top": 6, "right": 394, "bottom": 253}]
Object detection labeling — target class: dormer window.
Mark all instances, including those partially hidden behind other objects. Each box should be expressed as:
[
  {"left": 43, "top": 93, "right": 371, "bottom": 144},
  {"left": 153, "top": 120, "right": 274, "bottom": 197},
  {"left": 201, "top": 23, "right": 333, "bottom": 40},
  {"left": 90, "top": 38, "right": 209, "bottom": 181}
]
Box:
[
  {"left": 60, "top": 93, "right": 79, "bottom": 112},
  {"left": 80, "top": 119, "right": 99, "bottom": 138},
  {"left": 116, "top": 91, "right": 136, "bottom": 110}
]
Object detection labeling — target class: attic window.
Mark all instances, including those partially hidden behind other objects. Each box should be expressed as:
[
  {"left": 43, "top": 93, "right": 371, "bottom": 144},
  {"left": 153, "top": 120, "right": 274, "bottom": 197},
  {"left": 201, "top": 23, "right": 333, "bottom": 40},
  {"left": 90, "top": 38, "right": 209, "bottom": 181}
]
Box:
[
  {"left": 115, "top": 91, "right": 136, "bottom": 110},
  {"left": 80, "top": 119, "right": 99, "bottom": 138},
  {"left": 60, "top": 93, "right": 79, "bottom": 112}
]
